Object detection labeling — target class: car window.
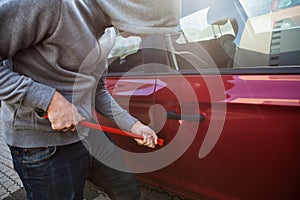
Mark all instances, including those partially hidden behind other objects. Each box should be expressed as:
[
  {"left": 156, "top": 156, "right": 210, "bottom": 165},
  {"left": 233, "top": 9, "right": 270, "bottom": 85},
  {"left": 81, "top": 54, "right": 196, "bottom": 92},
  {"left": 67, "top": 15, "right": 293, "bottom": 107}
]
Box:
[
  {"left": 107, "top": 34, "right": 141, "bottom": 73},
  {"left": 109, "top": 35, "right": 141, "bottom": 60},
  {"left": 108, "top": 0, "right": 300, "bottom": 74},
  {"left": 108, "top": 33, "right": 171, "bottom": 74},
  {"left": 171, "top": 0, "right": 300, "bottom": 70}
]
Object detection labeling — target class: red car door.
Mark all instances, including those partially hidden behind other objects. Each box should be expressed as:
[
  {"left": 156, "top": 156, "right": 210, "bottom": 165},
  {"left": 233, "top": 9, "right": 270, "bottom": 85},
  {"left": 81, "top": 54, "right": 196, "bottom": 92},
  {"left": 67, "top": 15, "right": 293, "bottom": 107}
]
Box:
[
  {"left": 150, "top": 2, "right": 300, "bottom": 199},
  {"left": 155, "top": 72, "right": 300, "bottom": 200}
]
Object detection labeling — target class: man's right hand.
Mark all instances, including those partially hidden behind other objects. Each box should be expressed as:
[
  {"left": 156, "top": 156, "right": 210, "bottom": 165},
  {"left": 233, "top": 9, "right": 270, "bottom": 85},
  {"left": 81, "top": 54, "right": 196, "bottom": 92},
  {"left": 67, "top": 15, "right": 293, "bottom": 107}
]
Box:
[{"left": 47, "top": 91, "right": 85, "bottom": 132}]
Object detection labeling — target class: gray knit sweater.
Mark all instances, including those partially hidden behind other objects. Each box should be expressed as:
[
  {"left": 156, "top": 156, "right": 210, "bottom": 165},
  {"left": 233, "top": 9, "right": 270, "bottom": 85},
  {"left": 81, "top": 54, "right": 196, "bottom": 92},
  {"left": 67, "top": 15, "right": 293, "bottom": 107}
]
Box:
[{"left": 0, "top": 0, "right": 180, "bottom": 148}]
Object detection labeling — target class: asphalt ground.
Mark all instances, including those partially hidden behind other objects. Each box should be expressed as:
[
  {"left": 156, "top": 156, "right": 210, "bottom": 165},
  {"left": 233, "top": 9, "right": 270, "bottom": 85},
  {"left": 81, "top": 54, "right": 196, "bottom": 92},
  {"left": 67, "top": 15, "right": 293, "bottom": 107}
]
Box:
[{"left": 0, "top": 113, "right": 186, "bottom": 200}]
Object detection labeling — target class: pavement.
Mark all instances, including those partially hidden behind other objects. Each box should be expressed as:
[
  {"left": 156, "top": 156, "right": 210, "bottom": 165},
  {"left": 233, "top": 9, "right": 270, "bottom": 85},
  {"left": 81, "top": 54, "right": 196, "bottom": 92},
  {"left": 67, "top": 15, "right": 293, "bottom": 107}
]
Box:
[{"left": 0, "top": 114, "right": 186, "bottom": 200}]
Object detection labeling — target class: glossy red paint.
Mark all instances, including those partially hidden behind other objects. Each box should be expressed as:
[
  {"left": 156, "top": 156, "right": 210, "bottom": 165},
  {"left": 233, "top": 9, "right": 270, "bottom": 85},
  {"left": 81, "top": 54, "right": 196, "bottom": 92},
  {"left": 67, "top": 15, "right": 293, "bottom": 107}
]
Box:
[
  {"left": 162, "top": 74, "right": 300, "bottom": 200},
  {"left": 225, "top": 75, "right": 300, "bottom": 106},
  {"left": 100, "top": 73, "right": 300, "bottom": 200}
]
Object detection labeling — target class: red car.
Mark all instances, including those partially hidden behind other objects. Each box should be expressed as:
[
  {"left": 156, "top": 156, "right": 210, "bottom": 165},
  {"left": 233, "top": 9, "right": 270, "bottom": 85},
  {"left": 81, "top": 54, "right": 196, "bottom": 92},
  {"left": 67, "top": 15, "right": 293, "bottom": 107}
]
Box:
[{"left": 97, "top": 0, "right": 300, "bottom": 199}]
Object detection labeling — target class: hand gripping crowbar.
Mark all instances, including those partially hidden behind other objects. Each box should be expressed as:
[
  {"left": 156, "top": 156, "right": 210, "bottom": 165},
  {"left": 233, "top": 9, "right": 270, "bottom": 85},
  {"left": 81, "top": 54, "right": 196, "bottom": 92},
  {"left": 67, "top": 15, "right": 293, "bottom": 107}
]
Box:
[{"left": 43, "top": 116, "right": 164, "bottom": 146}]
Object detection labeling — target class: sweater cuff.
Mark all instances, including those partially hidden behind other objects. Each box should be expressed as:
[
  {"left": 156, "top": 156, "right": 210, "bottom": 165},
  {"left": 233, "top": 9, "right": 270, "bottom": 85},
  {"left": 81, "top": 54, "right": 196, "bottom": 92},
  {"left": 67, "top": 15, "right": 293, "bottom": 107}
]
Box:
[
  {"left": 22, "top": 81, "right": 56, "bottom": 111},
  {"left": 115, "top": 112, "right": 138, "bottom": 132},
  {"left": 112, "top": 20, "right": 178, "bottom": 35}
]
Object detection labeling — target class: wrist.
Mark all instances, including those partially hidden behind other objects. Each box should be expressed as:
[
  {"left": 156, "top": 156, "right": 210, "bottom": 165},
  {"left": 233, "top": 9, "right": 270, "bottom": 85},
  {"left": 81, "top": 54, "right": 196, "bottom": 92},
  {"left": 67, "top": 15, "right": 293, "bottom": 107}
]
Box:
[{"left": 130, "top": 121, "right": 142, "bottom": 132}]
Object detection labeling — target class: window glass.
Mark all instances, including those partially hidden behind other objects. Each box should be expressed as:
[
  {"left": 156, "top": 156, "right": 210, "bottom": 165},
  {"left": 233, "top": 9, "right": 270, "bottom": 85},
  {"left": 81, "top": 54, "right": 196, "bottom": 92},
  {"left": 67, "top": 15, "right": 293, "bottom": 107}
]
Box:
[
  {"left": 178, "top": 8, "right": 236, "bottom": 43},
  {"left": 109, "top": 35, "right": 141, "bottom": 59},
  {"left": 108, "top": 0, "right": 300, "bottom": 73},
  {"left": 170, "top": 0, "right": 300, "bottom": 70},
  {"left": 108, "top": 34, "right": 142, "bottom": 73}
]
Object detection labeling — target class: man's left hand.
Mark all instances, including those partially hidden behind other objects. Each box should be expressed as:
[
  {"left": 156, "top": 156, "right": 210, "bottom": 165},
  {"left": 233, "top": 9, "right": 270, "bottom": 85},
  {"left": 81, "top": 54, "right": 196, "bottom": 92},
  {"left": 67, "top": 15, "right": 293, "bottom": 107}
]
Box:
[{"left": 130, "top": 121, "right": 158, "bottom": 148}]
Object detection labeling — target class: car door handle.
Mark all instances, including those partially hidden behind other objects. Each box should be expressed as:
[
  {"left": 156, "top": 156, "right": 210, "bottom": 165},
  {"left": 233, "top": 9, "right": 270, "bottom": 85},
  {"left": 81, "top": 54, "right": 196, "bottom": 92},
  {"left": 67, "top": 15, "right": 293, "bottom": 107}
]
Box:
[{"left": 166, "top": 112, "right": 205, "bottom": 122}]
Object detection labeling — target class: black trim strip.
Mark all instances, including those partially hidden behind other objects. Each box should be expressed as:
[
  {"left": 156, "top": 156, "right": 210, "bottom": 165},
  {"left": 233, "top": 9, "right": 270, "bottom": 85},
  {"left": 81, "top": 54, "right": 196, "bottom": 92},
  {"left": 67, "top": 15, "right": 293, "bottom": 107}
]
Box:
[{"left": 107, "top": 67, "right": 300, "bottom": 77}]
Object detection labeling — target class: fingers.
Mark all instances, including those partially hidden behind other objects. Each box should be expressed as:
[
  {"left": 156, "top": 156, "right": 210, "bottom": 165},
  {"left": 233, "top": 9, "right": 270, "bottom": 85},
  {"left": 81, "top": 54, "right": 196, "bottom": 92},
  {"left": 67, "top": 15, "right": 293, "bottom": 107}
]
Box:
[
  {"left": 52, "top": 121, "right": 77, "bottom": 132},
  {"left": 49, "top": 108, "right": 85, "bottom": 132},
  {"left": 143, "top": 131, "right": 158, "bottom": 147},
  {"left": 135, "top": 127, "right": 158, "bottom": 148},
  {"left": 148, "top": 131, "right": 158, "bottom": 145},
  {"left": 131, "top": 121, "right": 158, "bottom": 148},
  {"left": 47, "top": 91, "right": 85, "bottom": 132},
  {"left": 62, "top": 124, "right": 76, "bottom": 132},
  {"left": 143, "top": 134, "right": 156, "bottom": 148},
  {"left": 134, "top": 133, "right": 156, "bottom": 148}
]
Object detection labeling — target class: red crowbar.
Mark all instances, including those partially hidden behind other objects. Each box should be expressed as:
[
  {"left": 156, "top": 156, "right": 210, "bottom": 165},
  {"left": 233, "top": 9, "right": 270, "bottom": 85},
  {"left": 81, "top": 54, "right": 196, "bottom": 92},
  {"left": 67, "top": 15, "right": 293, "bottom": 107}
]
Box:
[
  {"left": 79, "top": 121, "right": 164, "bottom": 146},
  {"left": 42, "top": 116, "right": 164, "bottom": 146}
]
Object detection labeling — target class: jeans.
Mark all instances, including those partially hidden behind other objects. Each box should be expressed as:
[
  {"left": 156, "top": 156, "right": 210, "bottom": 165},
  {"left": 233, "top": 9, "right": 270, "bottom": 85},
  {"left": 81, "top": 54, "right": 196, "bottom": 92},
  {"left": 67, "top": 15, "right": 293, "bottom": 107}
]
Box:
[{"left": 9, "top": 132, "right": 140, "bottom": 200}]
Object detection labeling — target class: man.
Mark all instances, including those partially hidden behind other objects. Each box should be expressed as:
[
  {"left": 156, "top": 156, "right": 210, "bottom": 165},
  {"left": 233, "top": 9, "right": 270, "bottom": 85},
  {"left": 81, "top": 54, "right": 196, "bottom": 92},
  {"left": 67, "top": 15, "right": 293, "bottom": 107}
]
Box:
[{"left": 0, "top": 0, "right": 181, "bottom": 199}]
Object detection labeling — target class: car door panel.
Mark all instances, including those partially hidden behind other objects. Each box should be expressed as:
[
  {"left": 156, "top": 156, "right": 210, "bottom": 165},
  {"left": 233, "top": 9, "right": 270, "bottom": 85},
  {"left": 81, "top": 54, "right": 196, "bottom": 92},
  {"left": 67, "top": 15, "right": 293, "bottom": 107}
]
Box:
[{"left": 154, "top": 73, "right": 300, "bottom": 200}]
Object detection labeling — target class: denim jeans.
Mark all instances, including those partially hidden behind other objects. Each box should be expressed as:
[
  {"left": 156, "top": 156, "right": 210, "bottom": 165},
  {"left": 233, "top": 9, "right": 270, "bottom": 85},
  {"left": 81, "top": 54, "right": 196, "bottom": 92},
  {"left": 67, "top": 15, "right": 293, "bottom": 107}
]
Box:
[{"left": 9, "top": 132, "right": 140, "bottom": 200}]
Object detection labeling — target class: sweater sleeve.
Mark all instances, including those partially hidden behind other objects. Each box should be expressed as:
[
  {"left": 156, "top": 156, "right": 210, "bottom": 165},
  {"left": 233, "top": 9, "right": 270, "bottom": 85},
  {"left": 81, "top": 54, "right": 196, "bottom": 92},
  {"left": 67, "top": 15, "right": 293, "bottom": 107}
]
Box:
[
  {"left": 95, "top": 72, "right": 138, "bottom": 132},
  {"left": 0, "top": 60, "right": 56, "bottom": 111},
  {"left": 0, "top": 0, "right": 60, "bottom": 111},
  {"left": 97, "top": 0, "right": 181, "bottom": 34}
]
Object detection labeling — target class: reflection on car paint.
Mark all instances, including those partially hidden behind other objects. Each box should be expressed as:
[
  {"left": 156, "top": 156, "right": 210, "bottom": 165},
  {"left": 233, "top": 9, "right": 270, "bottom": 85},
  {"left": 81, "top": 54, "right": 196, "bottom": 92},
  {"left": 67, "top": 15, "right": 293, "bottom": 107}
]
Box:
[
  {"left": 226, "top": 75, "right": 300, "bottom": 106},
  {"left": 112, "top": 79, "right": 166, "bottom": 96}
]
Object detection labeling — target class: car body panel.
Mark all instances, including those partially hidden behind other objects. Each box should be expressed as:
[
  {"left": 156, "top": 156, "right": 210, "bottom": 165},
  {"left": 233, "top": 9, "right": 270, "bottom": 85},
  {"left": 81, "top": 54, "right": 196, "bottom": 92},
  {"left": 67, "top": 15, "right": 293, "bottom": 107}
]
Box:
[
  {"left": 102, "top": 73, "right": 300, "bottom": 200},
  {"left": 156, "top": 74, "right": 299, "bottom": 200}
]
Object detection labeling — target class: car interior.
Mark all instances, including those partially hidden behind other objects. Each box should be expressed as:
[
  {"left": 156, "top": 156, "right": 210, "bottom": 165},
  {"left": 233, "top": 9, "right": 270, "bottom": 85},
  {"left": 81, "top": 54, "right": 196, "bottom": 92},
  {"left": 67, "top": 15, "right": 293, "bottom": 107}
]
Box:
[{"left": 108, "top": 1, "right": 300, "bottom": 74}]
